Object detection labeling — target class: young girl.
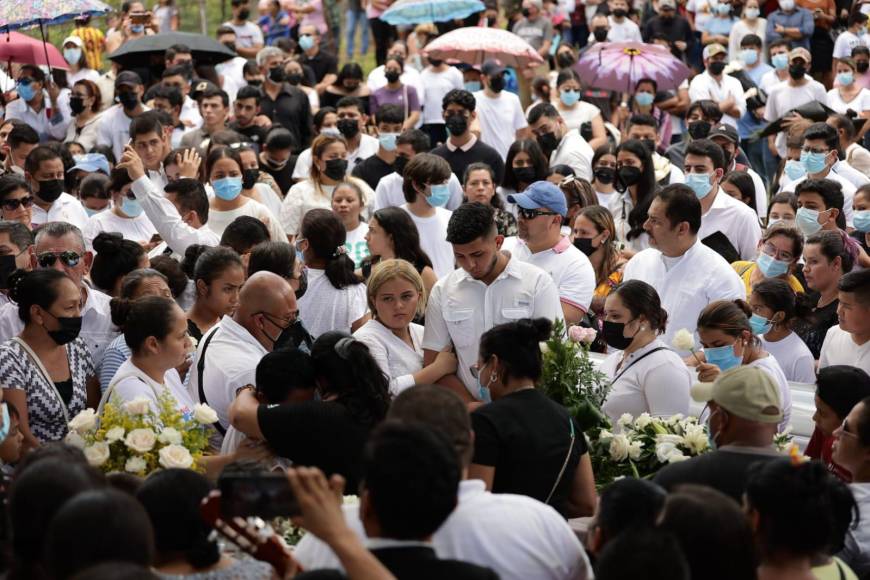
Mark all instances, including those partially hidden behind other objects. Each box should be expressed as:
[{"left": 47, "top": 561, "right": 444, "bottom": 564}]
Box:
[
  {"left": 591, "top": 144, "right": 618, "bottom": 207},
  {"left": 332, "top": 181, "right": 370, "bottom": 269},
  {"left": 749, "top": 278, "right": 815, "bottom": 383},
  {"left": 184, "top": 247, "right": 245, "bottom": 341}
]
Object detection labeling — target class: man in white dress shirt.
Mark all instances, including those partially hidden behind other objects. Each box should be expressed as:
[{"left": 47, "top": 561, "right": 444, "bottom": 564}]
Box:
[
  {"left": 688, "top": 43, "right": 747, "bottom": 128},
  {"left": 622, "top": 184, "right": 745, "bottom": 354},
  {"left": 505, "top": 181, "right": 596, "bottom": 324},
  {"left": 423, "top": 203, "right": 562, "bottom": 401},
  {"left": 527, "top": 103, "right": 594, "bottom": 181},
  {"left": 25, "top": 147, "right": 89, "bottom": 230}
]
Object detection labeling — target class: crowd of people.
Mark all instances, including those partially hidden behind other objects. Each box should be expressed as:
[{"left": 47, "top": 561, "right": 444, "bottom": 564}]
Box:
[{"left": 4, "top": 0, "right": 870, "bottom": 576}]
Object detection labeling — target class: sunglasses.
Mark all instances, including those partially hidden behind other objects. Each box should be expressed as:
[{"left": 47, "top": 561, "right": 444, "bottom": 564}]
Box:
[
  {"left": 0, "top": 196, "right": 33, "bottom": 211},
  {"left": 517, "top": 208, "right": 559, "bottom": 220},
  {"left": 37, "top": 251, "right": 82, "bottom": 268}
]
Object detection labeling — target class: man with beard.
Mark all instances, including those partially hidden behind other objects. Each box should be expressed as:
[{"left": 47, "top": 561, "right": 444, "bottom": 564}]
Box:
[{"left": 527, "top": 103, "right": 594, "bottom": 181}]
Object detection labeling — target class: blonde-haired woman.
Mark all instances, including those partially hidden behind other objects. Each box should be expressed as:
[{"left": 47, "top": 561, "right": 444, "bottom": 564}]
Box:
[
  {"left": 280, "top": 134, "right": 373, "bottom": 241},
  {"left": 573, "top": 205, "right": 626, "bottom": 316},
  {"left": 353, "top": 259, "right": 456, "bottom": 396}
]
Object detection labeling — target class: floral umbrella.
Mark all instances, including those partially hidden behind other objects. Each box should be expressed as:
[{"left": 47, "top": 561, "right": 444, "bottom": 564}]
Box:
[
  {"left": 382, "top": 0, "right": 485, "bottom": 25},
  {"left": 0, "top": 0, "right": 111, "bottom": 31},
  {"left": 574, "top": 42, "right": 690, "bottom": 93},
  {"left": 422, "top": 26, "right": 543, "bottom": 70}
]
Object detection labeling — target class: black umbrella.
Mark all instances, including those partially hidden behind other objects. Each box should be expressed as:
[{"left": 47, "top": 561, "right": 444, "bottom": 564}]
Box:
[
  {"left": 108, "top": 31, "right": 236, "bottom": 67},
  {"left": 756, "top": 101, "right": 837, "bottom": 140}
]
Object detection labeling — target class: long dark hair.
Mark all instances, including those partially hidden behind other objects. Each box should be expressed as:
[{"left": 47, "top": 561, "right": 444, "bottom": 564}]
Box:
[
  {"left": 367, "top": 206, "right": 433, "bottom": 271},
  {"left": 502, "top": 139, "right": 549, "bottom": 192},
  {"left": 616, "top": 139, "right": 657, "bottom": 241},
  {"left": 479, "top": 317, "right": 552, "bottom": 383},
  {"left": 311, "top": 331, "right": 390, "bottom": 428},
  {"left": 301, "top": 208, "right": 362, "bottom": 290}
]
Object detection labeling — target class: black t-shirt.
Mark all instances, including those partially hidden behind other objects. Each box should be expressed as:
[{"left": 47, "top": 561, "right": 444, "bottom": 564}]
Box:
[
  {"left": 653, "top": 448, "right": 779, "bottom": 503},
  {"left": 228, "top": 121, "right": 269, "bottom": 150},
  {"left": 352, "top": 154, "right": 393, "bottom": 191},
  {"left": 258, "top": 400, "right": 370, "bottom": 491},
  {"left": 430, "top": 140, "right": 506, "bottom": 185},
  {"left": 794, "top": 298, "right": 839, "bottom": 359},
  {"left": 302, "top": 50, "right": 338, "bottom": 84},
  {"left": 259, "top": 85, "right": 313, "bottom": 153},
  {"left": 259, "top": 155, "right": 296, "bottom": 196},
  {"left": 471, "top": 389, "right": 587, "bottom": 517}
]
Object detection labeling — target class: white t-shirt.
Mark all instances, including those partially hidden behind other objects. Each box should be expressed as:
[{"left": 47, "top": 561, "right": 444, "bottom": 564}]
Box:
[
  {"left": 400, "top": 204, "right": 454, "bottom": 278},
  {"left": 834, "top": 30, "right": 864, "bottom": 59},
  {"left": 760, "top": 331, "right": 816, "bottom": 383},
  {"left": 826, "top": 87, "right": 870, "bottom": 116},
  {"left": 297, "top": 268, "right": 368, "bottom": 339},
  {"left": 472, "top": 90, "right": 528, "bottom": 160},
  {"left": 373, "top": 172, "right": 464, "bottom": 211},
  {"left": 748, "top": 354, "right": 792, "bottom": 431},
  {"left": 605, "top": 16, "right": 643, "bottom": 42},
  {"left": 686, "top": 0, "right": 714, "bottom": 31},
  {"left": 207, "top": 197, "right": 287, "bottom": 242},
  {"left": 419, "top": 67, "right": 464, "bottom": 125},
  {"left": 97, "top": 103, "right": 151, "bottom": 162},
  {"left": 688, "top": 71, "right": 747, "bottom": 127},
  {"left": 83, "top": 209, "right": 158, "bottom": 249},
  {"left": 554, "top": 100, "right": 601, "bottom": 133},
  {"left": 353, "top": 319, "right": 423, "bottom": 396},
  {"left": 819, "top": 324, "right": 870, "bottom": 375},
  {"left": 223, "top": 20, "right": 264, "bottom": 48},
  {"left": 344, "top": 222, "right": 370, "bottom": 269}
]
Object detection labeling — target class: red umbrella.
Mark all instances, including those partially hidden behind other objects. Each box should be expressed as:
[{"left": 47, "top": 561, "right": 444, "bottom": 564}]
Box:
[
  {"left": 0, "top": 32, "right": 68, "bottom": 69},
  {"left": 422, "top": 26, "right": 544, "bottom": 69}
]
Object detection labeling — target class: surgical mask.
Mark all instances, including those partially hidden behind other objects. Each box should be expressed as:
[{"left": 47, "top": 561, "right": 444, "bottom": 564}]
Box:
[
  {"left": 43, "top": 312, "right": 83, "bottom": 346},
  {"left": 17, "top": 82, "right": 36, "bottom": 102},
  {"left": 320, "top": 127, "right": 341, "bottom": 138},
  {"left": 0, "top": 403, "right": 9, "bottom": 442},
  {"left": 772, "top": 53, "right": 789, "bottom": 70},
  {"left": 464, "top": 81, "right": 481, "bottom": 92},
  {"left": 741, "top": 48, "right": 758, "bottom": 65},
  {"left": 130, "top": 24, "right": 145, "bottom": 34},
  {"left": 425, "top": 183, "right": 451, "bottom": 208},
  {"left": 298, "top": 35, "right": 315, "bottom": 51},
  {"left": 84, "top": 206, "right": 106, "bottom": 217},
  {"left": 69, "top": 95, "right": 86, "bottom": 115},
  {"left": 573, "top": 236, "right": 596, "bottom": 256},
  {"left": 687, "top": 172, "right": 713, "bottom": 199},
  {"left": 64, "top": 48, "right": 82, "bottom": 65},
  {"left": 688, "top": 120, "right": 712, "bottom": 140},
  {"left": 745, "top": 7, "right": 760, "bottom": 18},
  {"left": 779, "top": 0, "right": 794, "bottom": 9},
  {"left": 837, "top": 71, "right": 854, "bottom": 86},
  {"left": 602, "top": 319, "right": 636, "bottom": 350},
  {"left": 796, "top": 206, "right": 825, "bottom": 235},
  {"left": 513, "top": 166, "right": 536, "bottom": 184},
  {"left": 378, "top": 132, "right": 398, "bottom": 151},
  {"left": 560, "top": 89, "right": 581, "bottom": 106},
  {"left": 853, "top": 209, "right": 870, "bottom": 232},
  {"left": 707, "top": 409, "right": 721, "bottom": 450},
  {"left": 213, "top": 176, "right": 243, "bottom": 201},
  {"left": 121, "top": 196, "right": 143, "bottom": 217},
  {"left": 324, "top": 158, "right": 348, "bottom": 180},
  {"left": 757, "top": 251, "right": 789, "bottom": 278},
  {"left": 634, "top": 91, "right": 654, "bottom": 107},
  {"left": 715, "top": 2, "right": 731, "bottom": 13},
  {"left": 704, "top": 342, "right": 742, "bottom": 371},
  {"left": 749, "top": 313, "right": 773, "bottom": 335},
  {"left": 476, "top": 360, "right": 493, "bottom": 403},
  {"left": 800, "top": 149, "right": 828, "bottom": 174},
  {"left": 36, "top": 179, "right": 64, "bottom": 203},
  {"left": 784, "top": 159, "right": 807, "bottom": 181},
  {"left": 242, "top": 168, "right": 259, "bottom": 190}
]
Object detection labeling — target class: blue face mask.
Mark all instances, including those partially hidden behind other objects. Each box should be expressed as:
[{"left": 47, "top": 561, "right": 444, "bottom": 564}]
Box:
[
  {"left": 686, "top": 172, "right": 713, "bottom": 199},
  {"left": 784, "top": 159, "right": 807, "bottom": 181},
  {"left": 838, "top": 71, "right": 855, "bottom": 86},
  {"left": 17, "top": 81, "right": 36, "bottom": 102},
  {"left": 378, "top": 132, "right": 398, "bottom": 151},
  {"left": 749, "top": 313, "right": 773, "bottom": 335},
  {"left": 130, "top": 24, "right": 145, "bottom": 34},
  {"left": 772, "top": 53, "right": 789, "bottom": 70},
  {"left": 801, "top": 149, "right": 828, "bottom": 175},
  {"left": 476, "top": 361, "right": 492, "bottom": 403},
  {"left": 796, "top": 206, "right": 825, "bottom": 236},
  {"left": 741, "top": 48, "right": 758, "bottom": 65},
  {"left": 704, "top": 342, "right": 743, "bottom": 371},
  {"left": 854, "top": 209, "right": 870, "bottom": 232},
  {"left": 634, "top": 91, "right": 654, "bottom": 107},
  {"left": 121, "top": 196, "right": 143, "bottom": 217},
  {"left": 425, "top": 183, "right": 451, "bottom": 208},
  {"left": 213, "top": 176, "right": 243, "bottom": 201},
  {"left": 464, "top": 81, "right": 482, "bottom": 92},
  {"left": 64, "top": 48, "right": 82, "bottom": 65},
  {"left": 299, "top": 35, "right": 315, "bottom": 51},
  {"left": 560, "top": 89, "right": 581, "bottom": 106},
  {"left": 756, "top": 251, "right": 790, "bottom": 278},
  {"left": 84, "top": 206, "right": 106, "bottom": 218},
  {"left": 0, "top": 402, "right": 9, "bottom": 443}
]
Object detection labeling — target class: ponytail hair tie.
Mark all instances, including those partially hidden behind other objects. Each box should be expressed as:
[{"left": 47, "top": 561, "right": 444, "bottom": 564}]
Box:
[
  {"left": 334, "top": 336, "right": 355, "bottom": 359},
  {"left": 333, "top": 245, "right": 347, "bottom": 258}
]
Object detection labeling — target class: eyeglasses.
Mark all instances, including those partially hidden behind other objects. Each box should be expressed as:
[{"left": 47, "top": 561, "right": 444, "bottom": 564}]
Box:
[
  {"left": 517, "top": 208, "right": 559, "bottom": 220},
  {"left": 0, "top": 196, "right": 33, "bottom": 211},
  {"left": 37, "top": 251, "right": 82, "bottom": 268},
  {"left": 761, "top": 242, "right": 794, "bottom": 262}
]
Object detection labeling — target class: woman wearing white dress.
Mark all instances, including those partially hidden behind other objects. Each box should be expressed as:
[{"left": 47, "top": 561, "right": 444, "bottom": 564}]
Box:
[
  {"left": 750, "top": 278, "right": 816, "bottom": 383},
  {"left": 353, "top": 259, "right": 457, "bottom": 396},
  {"left": 827, "top": 58, "right": 870, "bottom": 116},
  {"left": 600, "top": 280, "right": 692, "bottom": 423}
]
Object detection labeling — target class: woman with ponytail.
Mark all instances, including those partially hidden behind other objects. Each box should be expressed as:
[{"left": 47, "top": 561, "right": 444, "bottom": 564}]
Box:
[
  {"left": 749, "top": 278, "right": 815, "bottom": 383},
  {"left": 229, "top": 330, "right": 390, "bottom": 490},
  {"left": 468, "top": 317, "right": 596, "bottom": 518},
  {"left": 137, "top": 468, "right": 273, "bottom": 579},
  {"left": 297, "top": 208, "right": 368, "bottom": 338}
]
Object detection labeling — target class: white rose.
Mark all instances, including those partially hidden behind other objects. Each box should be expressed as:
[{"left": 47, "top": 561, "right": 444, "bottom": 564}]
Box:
[
  {"left": 667, "top": 450, "right": 690, "bottom": 463},
  {"left": 125, "top": 456, "right": 147, "bottom": 474},
  {"left": 105, "top": 426, "right": 125, "bottom": 443},
  {"left": 656, "top": 433, "right": 685, "bottom": 446},
  {"left": 125, "top": 428, "right": 157, "bottom": 453},
  {"left": 608, "top": 434, "right": 631, "bottom": 462},
  {"left": 634, "top": 413, "right": 652, "bottom": 430},
  {"left": 123, "top": 396, "right": 152, "bottom": 415},
  {"left": 158, "top": 427, "right": 183, "bottom": 445},
  {"left": 68, "top": 408, "right": 97, "bottom": 433},
  {"left": 83, "top": 441, "right": 110, "bottom": 467},
  {"left": 655, "top": 441, "right": 678, "bottom": 463},
  {"left": 193, "top": 403, "right": 219, "bottom": 425},
  {"left": 628, "top": 440, "right": 644, "bottom": 460},
  {"left": 683, "top": 425, "right": 709, "bottom": 454},
  {"left": 672, "top": 328, "right": 696, "bottom": 352},
  {"left": 617, "top": 413, "right": 634, "bottom": 428},
  {"left": 539, "top": 341, "right": 550, "bottom": 354},
  {"left": 64, "top": 430, "right": 86, "bottom": 449},
  {"left": 158, "top": 444, "right": 194, "bottom": 469}
]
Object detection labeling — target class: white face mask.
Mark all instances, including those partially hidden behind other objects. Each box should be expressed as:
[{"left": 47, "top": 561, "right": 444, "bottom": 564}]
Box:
[{"left": 780, "top": 0, "right": 795, "bottom": 10}]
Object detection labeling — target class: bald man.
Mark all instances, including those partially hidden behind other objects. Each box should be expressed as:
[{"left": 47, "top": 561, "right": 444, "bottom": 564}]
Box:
[{"left": 189, "top": 271, "right": 298, "bottom": 433}]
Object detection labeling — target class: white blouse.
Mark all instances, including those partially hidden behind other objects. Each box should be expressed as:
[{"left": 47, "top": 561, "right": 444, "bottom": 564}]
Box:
[
  {"left": 298, "top": 269, "right": 368, "bottom": 339},
  {"left": 104, "top": 358, "right": 197, "bottom": 419},
  {"left": 353, "top": 319, "right": 423, "bottom": 396}
]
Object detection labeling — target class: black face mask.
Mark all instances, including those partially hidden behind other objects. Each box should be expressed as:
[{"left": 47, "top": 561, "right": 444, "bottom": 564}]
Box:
[
  {"left": 445, "top": 113, "right": 468, "bottom": 136},
  {"left": 294, "top": 267, "right": 308, "bottom": 300},
  {"left": 118, "top": 91, "right": 140, "bottom": 110},
  {"left": 640, "top": 138, "right": 656, "bottom": 155},
  {"left": 268, "top": 66, "right": 285, "bottom": 83},
  {"left": 537, "top": 131, "right": 559, "bottom": 157},
  {"left": 513, "top": 166, "right": 536, "bottom": 184},
  {"left": 238, "top": 8, "right": 250, "bottom": 19},
  {"left": 594, "top": 166, "right": 615, "bottom": 184},
  {"left": 573, "top": 237, "right": 597, "bottom": 256},
  {"left": 428, "top": 59, "right": 444, "bottom": 67},
  {"left": 287, "top": 73, "right": 303, "bottom": 86},
  {"left": 393, "top": 155, "right": 408, "bottom": 176},
  {"left": 708, "top": 61, "right": 726, "bottom": 76},
  {"left": 242, "top": 168, "right": 259, "bottom": 190},
  {"left": 272, "top": 319, "right": 312, "bottom": 351},
  {"left": 337, "top": 118, "right": 360, "bottom": 139},
  {"left": 602, "top": 319, "right": 635, "bottom": 350},
  {"left": 44, "top": 312, "right": 83, "bottom": 346},
  {"left": 593, "top": 27, "right": 609, "bottom": 41},
  {"left": 612, "top": 8, "right": 627, "bottom": 17},
  {"left": 69, "top": 96, "right": 86, "bottom": 116},
  {"left": 556, "top": 52, "right": 575, "bottom": 68},
  {"left": 385, "top": 70, "right": 401, "bottom": 83},
  {"left": 36, "top": 179, "right": 64, "bottom": 203},
  {"left": 248, "top": 79, "right": 263, "bottom": 87},
  {"left": 521, "top": 7, "right": 531, "bottom": 17},
  {"left": 615, "top": 166, "right": 642, "bottom": 192},
  {"left": 858, "top": 61, "right": 870, "bottom": 73},
  {"left": 324, "top": 158, "right": 348, "bottom": 180},
  {"left": 488, "top": 74, "right": 505, "bottom": 93},
  {"left": 688, "top": 120, "right": 712, "bottom": 140},
  {"left": 789, "top": 63, "right": 806, "bottom": 80}
]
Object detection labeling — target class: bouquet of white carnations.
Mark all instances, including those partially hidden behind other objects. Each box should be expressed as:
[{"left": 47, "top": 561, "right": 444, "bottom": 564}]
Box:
[{"left": 64, "top": 392, "right": 218, "bottom": 476}]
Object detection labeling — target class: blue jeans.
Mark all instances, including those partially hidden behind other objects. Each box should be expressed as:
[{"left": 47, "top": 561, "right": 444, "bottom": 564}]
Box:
[{"left": 345, "top": 8, "right": 369, "bottom": 58}]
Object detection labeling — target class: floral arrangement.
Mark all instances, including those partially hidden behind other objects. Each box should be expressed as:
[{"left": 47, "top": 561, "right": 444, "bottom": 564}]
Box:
[
  {"left": 274, "top": 495, "right": 360, "bottom": 546},
  {"left": 64, "top": 391, "right": 218, "bottom": 476}
]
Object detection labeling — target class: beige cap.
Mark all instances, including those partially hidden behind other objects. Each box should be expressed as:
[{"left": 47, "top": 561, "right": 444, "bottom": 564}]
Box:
[
  {"left": 789, "top": 47, "right": 811, "bottom": 63},
  {"left": 703, "top": 43, "right": 727, "bottom": 59},
  {"left": 691, "top": 366, "right": 783, "bottom": 424}
]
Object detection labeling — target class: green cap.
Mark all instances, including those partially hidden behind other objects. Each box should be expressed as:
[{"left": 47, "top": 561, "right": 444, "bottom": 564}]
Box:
[{"left": 691, "top": 366, "right": 783, "bottom": 424}]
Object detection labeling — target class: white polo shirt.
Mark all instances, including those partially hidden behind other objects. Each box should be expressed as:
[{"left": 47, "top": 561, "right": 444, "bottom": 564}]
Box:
[
  {"left": 83, "top": 209, "right": 158, "bottom": 249},
  {"left": 781, "top": 171, "right": 856, "bottom": 228},
  {"left": 698, "top": 188, "right": 762, "bottom": 262},
  {"left": 373, "top": 172, "right": 464, "bottom": 211},
  {"left": 688, "top": 71, "right": 747, "bottom": 127},
  {"left": 422, "top": 257, "right": 562, "bottom": 398},
  {"left": 549, "top": 129, "right": 594, "bottom": 181},
  {"left": 819, "top": 325, "right": 870, "bottom": 376},
  {"left": 505, "top": 236, "right": 595, "bottom": 312},
  {"left": 400, "top": 204, "right": 455, "bottom": 279},
  {"left": 32, "top": 192, "right": 89, "bottom": 231},
  {"left": 622, "top": 240, "right": 746, "bottom": 354}
]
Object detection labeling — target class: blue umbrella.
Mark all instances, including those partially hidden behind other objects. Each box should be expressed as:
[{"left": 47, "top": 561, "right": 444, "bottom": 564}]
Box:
[{"left": 381, "top": 0, "right": 485, "bottom": 25}]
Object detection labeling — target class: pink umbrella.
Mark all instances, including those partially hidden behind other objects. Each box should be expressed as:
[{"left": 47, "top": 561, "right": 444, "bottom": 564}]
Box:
[
  {"left": 422, "top": 26, "right": 544, "bottom": 70},
  {"left": 575, "top": 42, "right": 689, "bottom": 93},
  {"left": 0, "top": 32, "right": 69, "bottom": 69}
]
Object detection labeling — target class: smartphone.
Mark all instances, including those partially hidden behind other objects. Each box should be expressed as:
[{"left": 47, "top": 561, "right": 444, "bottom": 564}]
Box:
[
  {"left": 0, "top": 255, "right": 17, "bottom": 290},
  {"left": 218, "top": 473, "right": 300, "bottom": 519},
  {"left": 130, "top": 11, "right": 150, "bottom": 24}
]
